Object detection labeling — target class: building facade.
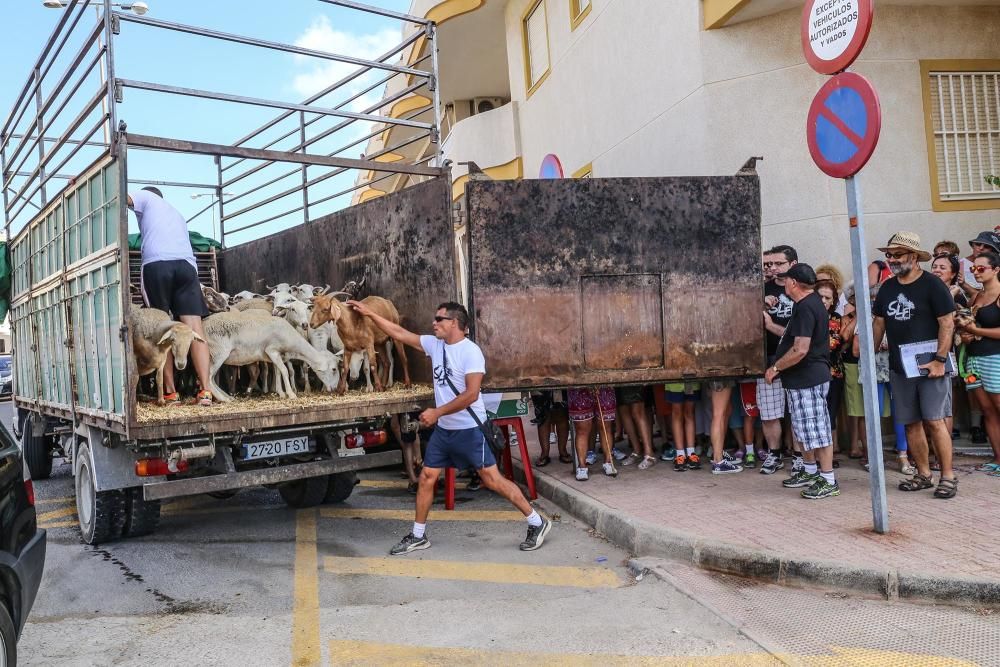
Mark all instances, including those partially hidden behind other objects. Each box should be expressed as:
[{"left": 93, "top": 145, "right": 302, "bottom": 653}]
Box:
[{"left": 356, "top": 0, "right": 1000, "bottom": 273}]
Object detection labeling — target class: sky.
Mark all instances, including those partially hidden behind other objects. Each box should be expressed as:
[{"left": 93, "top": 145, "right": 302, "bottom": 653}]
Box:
[{"left": 0, "top": 0, "right": 417, "bottom": 245}]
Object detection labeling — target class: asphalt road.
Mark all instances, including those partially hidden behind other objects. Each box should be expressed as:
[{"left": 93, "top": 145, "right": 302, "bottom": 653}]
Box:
[{"left": 5, "top": 400, "right": 993, "bottom": 666}]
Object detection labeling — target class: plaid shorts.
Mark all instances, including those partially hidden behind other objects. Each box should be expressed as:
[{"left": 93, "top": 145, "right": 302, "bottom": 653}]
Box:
[
  {"left": 756, "top": 377, "right": 787, "bottom": 421},
  {"left": 786, "top": 383, "right": 832, "bottom": 451}
]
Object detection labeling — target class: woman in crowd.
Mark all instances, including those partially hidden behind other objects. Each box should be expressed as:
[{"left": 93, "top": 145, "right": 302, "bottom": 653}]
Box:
[
  {"left": 957, "top": 251, "right": 1000, "bottom": 474},
  {"left": 816, "top": 264, "right": 846, "bottom": 315},
  {"left": 664, "top": 382, "right": 701, "bottom": 471},
  {"left": 931, "top": 253, "right": 969, "bottom": 308},
  {"left": 567, "top": 387, "right": 618, "bottom": 480},
  {"left": 707, "top": 381, "right": 742, "bottom": 474},
  {"left": 616, "top": 386, "right": 656, "bottom": 469},
  {"left": 816, "top": 279, "right": 846, "bottom": 461},
  {"left": 530, "top": 390, "right": 571, "bottom": 467}
]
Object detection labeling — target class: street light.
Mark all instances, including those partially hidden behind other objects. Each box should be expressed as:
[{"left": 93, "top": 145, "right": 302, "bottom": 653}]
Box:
[
  {"left": 42, "top": 1, "right": 149, "bottom": 15},
  {"left": 192, "top": 192, "right": 233, "bottom": 242}
]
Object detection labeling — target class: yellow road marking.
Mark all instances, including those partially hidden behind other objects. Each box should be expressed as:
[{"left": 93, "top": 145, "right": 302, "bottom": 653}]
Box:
[
  {"left": 320, "top": 508, "right": 525, "bottom": 522},
  {"left": 37, "top": 506, "right": 77, "bottom": 522},
  {"left": 35, "top": 495, "right": 73, "bottom": 507},
  {"left": 323, "top": 556, "right": 620, "bottom": 589},
  {"left": 39, "top": 519, "right": 76, "bottom": 529},
  {"left": 292, "top": 509, "right": 321, "bottom": 667},
  {"left": 326, "top": 642, "right": 975, "bottom": 666},
  {"left": 356, "top": 479, "right": 409, "bottom": 489}
]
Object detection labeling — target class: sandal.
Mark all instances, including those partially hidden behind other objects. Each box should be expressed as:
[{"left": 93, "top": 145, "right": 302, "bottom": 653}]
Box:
[
  {"left": 196, "top": 390, "right": 213, "bottom": 406},
  {"left": 848, "top": 452, "right": 864, "bottom": 459},
  {"left": 559, "top": 453, "right": 573, "bottom": 464},
  {"left": 621, "top": 452, "right": 641, "bottom": 466},
  {"left": 534, "top": 456, "right": 551, "bottom": 468},
  {"left": 933, "top": 477, "right": 958, "bottom": 499},
  {"left": 898, "top": 473, "right": 934, "bottom": 492},
  {"left": 975, "top": 462, "right": 1000, "bottom": 473},
  {"left": 638, "top": 455, "right": 656, "bottom": 470}
]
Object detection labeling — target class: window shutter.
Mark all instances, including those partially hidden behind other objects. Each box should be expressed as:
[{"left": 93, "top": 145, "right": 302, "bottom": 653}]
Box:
[{"left": 930, "top": 71, "right": 1000, "bottom": 201}]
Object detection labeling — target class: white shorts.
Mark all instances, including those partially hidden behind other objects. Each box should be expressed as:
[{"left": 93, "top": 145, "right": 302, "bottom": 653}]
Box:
[{"left": 756, "top": 377, "right": 787, "bottom": 421}]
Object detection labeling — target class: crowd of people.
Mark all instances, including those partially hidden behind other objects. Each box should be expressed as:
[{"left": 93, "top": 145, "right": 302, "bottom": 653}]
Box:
[{"left": 528, "top": 230, "right": 1000, "bottom": 501}]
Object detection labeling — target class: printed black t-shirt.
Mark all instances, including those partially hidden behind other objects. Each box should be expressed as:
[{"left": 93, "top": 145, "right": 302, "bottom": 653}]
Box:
[
  {"left": 765, "top": 280, "right": 795, "bottom": 363},
  {"left": 872, "top": 271, "right": 957, "bottom": 373},
  {"left": 774, "top": 291, "right": 831, "bottom": 390}
]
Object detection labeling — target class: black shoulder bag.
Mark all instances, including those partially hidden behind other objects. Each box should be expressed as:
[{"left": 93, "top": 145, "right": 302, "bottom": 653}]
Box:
[{"left": 441, "top": 343, "right": 506, "bottom": 457}]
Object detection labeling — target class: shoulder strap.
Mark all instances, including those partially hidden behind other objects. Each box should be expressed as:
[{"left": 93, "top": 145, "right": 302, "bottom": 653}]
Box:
[{"left": 441, "top": 341, "right": 487, "bottom": 428}]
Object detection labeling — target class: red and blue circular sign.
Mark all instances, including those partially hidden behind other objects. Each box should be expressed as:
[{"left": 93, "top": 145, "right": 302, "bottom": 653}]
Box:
[
  {"left": 806, "top": 72, "right": 881, "bottom": 179},
  {"left": 539, "top": 154, "right": 564, "bottom": 179}
]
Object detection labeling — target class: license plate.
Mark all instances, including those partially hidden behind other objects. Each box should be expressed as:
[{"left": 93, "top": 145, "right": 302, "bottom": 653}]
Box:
[{"left": 240, "top": 436, "right": 314, "bottom": 461}]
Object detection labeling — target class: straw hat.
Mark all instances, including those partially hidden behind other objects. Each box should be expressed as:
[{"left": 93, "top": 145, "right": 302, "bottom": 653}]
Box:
[{"left": 878, "top": 231, "right": 932, "bottom": 262}]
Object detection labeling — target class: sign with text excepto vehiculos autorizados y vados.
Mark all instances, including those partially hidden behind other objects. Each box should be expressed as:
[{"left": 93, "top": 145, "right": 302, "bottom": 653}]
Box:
[{"left": 801, "top": 0, "right": 874, "bottom": 75}]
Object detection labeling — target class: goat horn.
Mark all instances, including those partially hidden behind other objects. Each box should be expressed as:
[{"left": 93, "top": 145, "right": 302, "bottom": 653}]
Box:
[{"left": 327, "top": 291, "right": 352, "bottom": 301}]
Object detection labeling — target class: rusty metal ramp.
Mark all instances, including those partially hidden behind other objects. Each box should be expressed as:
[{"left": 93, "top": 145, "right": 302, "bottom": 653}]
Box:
[{"left": 465, "top": 176, "right": 764, "bottom": 391}]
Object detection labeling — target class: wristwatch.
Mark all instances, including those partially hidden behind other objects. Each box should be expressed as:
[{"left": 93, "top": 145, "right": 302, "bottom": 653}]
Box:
[{"left": 933, "top": 354, "right": 948, "bottom": 364}]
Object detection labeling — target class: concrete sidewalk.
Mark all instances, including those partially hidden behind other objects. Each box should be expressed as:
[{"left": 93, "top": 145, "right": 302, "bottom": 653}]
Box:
[{"left": 508, "top": 423, "right": 1000, "bottom": 606}]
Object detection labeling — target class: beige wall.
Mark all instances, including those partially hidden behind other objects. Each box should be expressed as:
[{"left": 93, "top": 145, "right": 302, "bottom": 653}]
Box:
[{"left": 454, "top": 1, "right": 1000, "bottom": 275}]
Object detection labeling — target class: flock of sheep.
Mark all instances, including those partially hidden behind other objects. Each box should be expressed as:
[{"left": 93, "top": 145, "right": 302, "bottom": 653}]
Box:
[{"left": 129, "top": 279, "right": 412, "bottom": 406}]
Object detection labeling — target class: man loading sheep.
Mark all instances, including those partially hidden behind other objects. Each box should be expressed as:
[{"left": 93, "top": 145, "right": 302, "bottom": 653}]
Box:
[
  {"left": 127, "top": 186, "right": 213, "bottom": 406},
  {"left": 346, "top": 299, "right": 552, "bottom": 554}
]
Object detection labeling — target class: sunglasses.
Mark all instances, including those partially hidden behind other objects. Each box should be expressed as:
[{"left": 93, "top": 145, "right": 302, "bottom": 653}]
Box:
[
  {"left": 972, "top": 265, "right": 995, "bottom": 273},
  {"left": 433, "top": 316, "right": 455, "bottom": 322},
  {"left": 885, "top": 251, "right": 912, "bottom": 260}
]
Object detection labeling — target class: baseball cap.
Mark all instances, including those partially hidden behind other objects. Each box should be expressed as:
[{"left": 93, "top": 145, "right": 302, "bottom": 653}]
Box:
[{"left": 776, "top": 263, "right": 818, "bottom": 285}]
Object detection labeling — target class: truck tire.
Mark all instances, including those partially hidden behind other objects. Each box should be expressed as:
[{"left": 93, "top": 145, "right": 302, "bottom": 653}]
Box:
[
  {"left": 0, "top": 599, "right": 17, "bottom": 667},
  {"left": 75, "top": 442, "right": 126, "bottom": 545},
  {"left": 23, "top": 414, "right": 52, "bottom": 480},
  {"left": 324, "top": 471, "right": 357, "bottom": 504},
  {"left": 278, "top": 476, "right": 328, "bottom": 508},
  {"left": 122, "top": 487, "right": 161, "bottom": 538}
]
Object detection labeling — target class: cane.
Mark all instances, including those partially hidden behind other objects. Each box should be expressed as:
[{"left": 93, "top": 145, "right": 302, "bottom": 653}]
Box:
[{"left": 593, "top": 387, "right": 618, "bottom": 477}]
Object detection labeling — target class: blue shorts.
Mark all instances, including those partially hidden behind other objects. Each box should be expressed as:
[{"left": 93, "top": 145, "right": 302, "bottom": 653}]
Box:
[
  {"left": 665, "top": 390, "right": 701, "bottom": 404},
  {"left": 424, "top": 426, "right": 496, "bottom": 471}
]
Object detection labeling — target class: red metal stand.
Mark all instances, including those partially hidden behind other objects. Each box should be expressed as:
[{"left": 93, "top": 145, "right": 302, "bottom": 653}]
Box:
[{"left": 443, "top": 416, "right": 537, "bottom": 510}]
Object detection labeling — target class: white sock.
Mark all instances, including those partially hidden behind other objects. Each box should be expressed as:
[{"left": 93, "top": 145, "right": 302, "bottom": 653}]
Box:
[
  {"left": 685, "top": 447, "right": 696, "bottom": 456},
  {"left": 412, "top": 522, "right": 426, "bottom": 539},
  {"left": 820, "top": 471, "right": 835, "bottom": 485},
  {"left": 804, "top": 463, "right": 818, "bottom": 475},
  {"left": 526, "top": 510, "right": 543, "bottom": 527}
]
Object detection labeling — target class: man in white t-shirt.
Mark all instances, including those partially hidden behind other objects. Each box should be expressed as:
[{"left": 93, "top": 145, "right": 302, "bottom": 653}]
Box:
[
  {"left": 346, "top": 299, "right": 552, "bottom": 554},
  {"left": 127, "top": 187, "right": 213, "bottom": 405}
]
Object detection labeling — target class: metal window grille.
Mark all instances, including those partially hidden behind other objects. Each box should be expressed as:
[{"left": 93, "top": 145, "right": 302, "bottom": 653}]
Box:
[
  {"left": 525, "top": 1, "right": 549, "bottom": 88},
  {"left": 929, "top": 71, "right": 1000, "bottom": 201}
]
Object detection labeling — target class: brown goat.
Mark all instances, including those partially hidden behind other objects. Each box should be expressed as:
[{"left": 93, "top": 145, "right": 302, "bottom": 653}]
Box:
[{"left": 309, "top": 294, "right": 411, "bottom": 394}]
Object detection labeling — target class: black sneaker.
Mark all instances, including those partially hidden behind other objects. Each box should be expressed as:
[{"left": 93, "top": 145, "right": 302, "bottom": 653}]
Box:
[
  {"left": 972, "top": 426, "right": 988, "bottom": 444},
  {"left": 801, "top": 479, "right": 841, "bottom": 499},
  {"left": 759, "top": 453, "right": 784, "bottom": 475},
  {"left": 467, "top": 474, "right": 481, "bottom": 492},
  {"left": 782, "top": 470, "right": 820, "bottom": 488},
  {"left": 685, "top": 454, "right": 703, "bottom": 470},
  {"left": 519, "top": 517, "right": 552, "bottom": 551},
  {"left": 389, "top": 532, "right": 430, "bottom": 555},
  {"left": 673, "top": 455, "right": 688, "bottom": 472}
]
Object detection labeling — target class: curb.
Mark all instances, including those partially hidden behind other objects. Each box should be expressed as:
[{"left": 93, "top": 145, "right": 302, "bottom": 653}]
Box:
[{"left": 514, "top": 460, "right": 1000, "bottom": 607}]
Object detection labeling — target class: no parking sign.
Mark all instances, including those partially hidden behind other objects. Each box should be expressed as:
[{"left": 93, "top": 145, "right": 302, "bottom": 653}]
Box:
[{"left": 806, "top": 72, "right": 881, "bottom": 178}]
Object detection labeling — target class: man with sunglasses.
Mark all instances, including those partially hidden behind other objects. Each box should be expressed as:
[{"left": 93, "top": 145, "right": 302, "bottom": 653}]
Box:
[
  {"left": 759, "top": 245, "right": 798, "bottom": 475},
  {"left": 872, "top": 232, "right": 958, "bottom": 498},
  {"left": 346, "top": 300, "right": 552, "bottom": 554}
]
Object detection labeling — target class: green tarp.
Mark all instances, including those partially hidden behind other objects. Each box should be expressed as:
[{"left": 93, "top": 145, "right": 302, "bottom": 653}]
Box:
[
  {"left": 127, "top": 231, "right": 222, "bottom": 252},
  {"left": 0, "top": 242, "right": 10, "bottom": 323}
]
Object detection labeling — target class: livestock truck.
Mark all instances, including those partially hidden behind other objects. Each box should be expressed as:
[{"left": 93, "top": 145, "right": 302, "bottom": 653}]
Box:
[{"left": 1, "top": 3, "right": 763, "bottom": 543}]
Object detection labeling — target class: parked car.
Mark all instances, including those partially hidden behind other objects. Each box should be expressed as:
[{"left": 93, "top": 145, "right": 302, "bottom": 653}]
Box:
[
  {"left": 0, "top": 356, "right": 11, "bottom": 399},
  {"left": 0, "top": 418, "right": 46, "bottom": 664}
]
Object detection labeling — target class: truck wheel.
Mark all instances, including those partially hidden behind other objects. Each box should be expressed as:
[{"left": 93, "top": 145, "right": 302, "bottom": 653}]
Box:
[
  {"left": 122, "top": 487, "right": 161, "bottom": 538},
  {"left": 23, "top": 414, "right": 52, "bottom": 480},
  {"left": 324, "top": 471, "right": 357, "bottom": 504},
  {"left": 75, "top": 442, "right": 126, "bottom": 545},
  {"left": 0, "top": 599, "right": 17, "bottom": 667},
  {"left": 278, "top": 476, "right": 328, "bottom": 508}
]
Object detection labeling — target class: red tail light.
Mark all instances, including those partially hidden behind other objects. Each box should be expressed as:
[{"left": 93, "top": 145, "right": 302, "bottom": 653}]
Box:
[
  {"left": 24, "top": 479, "right": 35, "bottom": 507},
  {"left": 344, "top": 430, "right": 387, "bottom": 449},
  {"left": 135, "top": 458, "right": 189, "bottom": 477}
]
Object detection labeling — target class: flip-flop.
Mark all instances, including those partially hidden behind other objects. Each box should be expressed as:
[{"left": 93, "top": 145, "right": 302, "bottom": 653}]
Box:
[
  {"left": 534, "top": 456, "right": 551, "bottom": 468},
  {"left": 975, "top": 462, "right": 1000, "bottom": 473},
  {"left": 558, "top": 454, "right": 573, "bottom": 464}
]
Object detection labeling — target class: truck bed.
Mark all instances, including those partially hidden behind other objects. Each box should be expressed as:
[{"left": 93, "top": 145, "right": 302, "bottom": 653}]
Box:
[{"left": 130, "top": 385, "right": 433, "bottom": 441}]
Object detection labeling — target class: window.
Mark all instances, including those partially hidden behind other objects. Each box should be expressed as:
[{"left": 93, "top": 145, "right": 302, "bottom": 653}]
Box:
[
  {"left": 570, "top": 0, "right": 591, "bottom": 30},
  {"left": 922, "top": 60, "right": 1000, "bottom": 211},
  {"left": 521, "top": 0, "right": 550, "bottom": 97}
]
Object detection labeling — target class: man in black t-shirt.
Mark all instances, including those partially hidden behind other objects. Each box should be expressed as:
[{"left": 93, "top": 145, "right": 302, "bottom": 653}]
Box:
[
  {"left": 764, "top": 264, "right": 838, "bottom": 499},
  {"left": 758, "top": 246, "right": 798, "bottom": 475},
  {"left": 872, "top": 231, "right": 958, "bottom": 499}
]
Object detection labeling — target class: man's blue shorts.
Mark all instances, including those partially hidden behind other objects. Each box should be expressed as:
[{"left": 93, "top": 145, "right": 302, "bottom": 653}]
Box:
[{"left": 424, "top": 425, "right": 496, "bottom": 471}]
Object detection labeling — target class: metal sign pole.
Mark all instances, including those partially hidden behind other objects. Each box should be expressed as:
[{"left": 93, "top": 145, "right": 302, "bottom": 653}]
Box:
[{"left": 846, "top": 175, "right": 889, "bottom": 533}]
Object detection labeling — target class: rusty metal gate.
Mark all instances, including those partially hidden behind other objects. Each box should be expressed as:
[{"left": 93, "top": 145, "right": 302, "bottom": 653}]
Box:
[{"left": 465, "top": 175, "right": 764, "bottom": 391}]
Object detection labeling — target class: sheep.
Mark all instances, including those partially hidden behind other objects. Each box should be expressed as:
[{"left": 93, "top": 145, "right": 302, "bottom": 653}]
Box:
[
  {"left": 229, "top": 290, "right": 262, "bottom": 304},
  {"left": 233, "top": 298, "right": 273, "bottom": 312},
  {"left": 309, "top": 293, "right": 411, "bottom": 394},
  {"left": 292, "top": 283, "right": 329, "bottom": 303},
  {"left": 202, "top": 285, "right": 230, "bottom": 313},
  {"left": 129, "top": 308, "right": 205, "bottom": 405},
  {"left": 203, "top": 312, "right": 341, "bottom": 402}
]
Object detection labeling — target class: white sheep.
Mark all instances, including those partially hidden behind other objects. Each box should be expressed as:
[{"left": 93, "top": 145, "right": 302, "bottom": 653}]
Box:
[
  {"left": 129, "top": 308, "right": 205, "bottom": 405},
  {"left": 228, "top": 290, "right": 262, "bottom": 304},
  {"left": 292, "top": 283, "right": 329, "bottom": 303},
  {"left": 203, "top": 312, "right": 341, "bottom": 402}
]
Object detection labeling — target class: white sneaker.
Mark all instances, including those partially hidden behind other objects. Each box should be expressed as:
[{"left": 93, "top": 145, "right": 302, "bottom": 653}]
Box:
[
  {"left": 576, "top": 467, "right": 589, "bottom": 481},
  {"left": 791, "top": 456, "right": 805, "bottom": 474},
  {"left": 602, "top": 462, "right": 618, "bottom": 478}
]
